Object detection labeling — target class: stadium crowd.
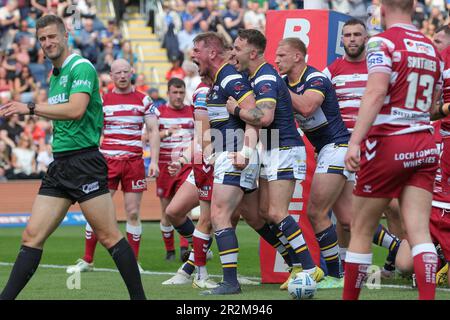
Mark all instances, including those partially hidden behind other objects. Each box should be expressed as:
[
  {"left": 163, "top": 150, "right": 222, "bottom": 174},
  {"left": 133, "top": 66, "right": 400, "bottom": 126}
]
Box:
[{"left": 0, "top": 0, "right": 449, "bottom": 182}]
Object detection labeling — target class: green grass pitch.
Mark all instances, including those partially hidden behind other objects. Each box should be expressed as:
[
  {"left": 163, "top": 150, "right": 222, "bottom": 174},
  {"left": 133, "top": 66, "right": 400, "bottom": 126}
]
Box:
[{"left": 0, "top": 221, "right": 449, "bottom": 300}]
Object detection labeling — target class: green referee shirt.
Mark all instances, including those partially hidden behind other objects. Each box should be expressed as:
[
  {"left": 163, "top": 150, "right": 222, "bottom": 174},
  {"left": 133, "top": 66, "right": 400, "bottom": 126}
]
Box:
[{"left": 47, "top": 53, "right": 103, "bottom": 153}]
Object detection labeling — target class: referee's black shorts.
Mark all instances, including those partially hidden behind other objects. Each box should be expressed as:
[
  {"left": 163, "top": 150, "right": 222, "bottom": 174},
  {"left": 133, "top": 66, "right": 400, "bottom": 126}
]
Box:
[{"left": 38, "top": 147, "right": 110, "bottom": 203}]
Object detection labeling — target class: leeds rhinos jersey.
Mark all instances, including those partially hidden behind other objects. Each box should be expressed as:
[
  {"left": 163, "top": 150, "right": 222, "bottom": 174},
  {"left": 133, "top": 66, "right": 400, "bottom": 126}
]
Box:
[
  {"left": 249, "top": 62, "right": 302, "bottom": 149},
  {"left": 207, "top": 63, "right": 253, "bottom": 153},
  {"left": 285, "top": 65, "right": 350, "bottom": 152}
]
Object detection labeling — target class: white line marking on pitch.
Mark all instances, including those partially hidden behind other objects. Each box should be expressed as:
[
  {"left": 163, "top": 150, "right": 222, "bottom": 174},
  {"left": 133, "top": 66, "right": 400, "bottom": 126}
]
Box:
[{"left": 1, "top": 261, "right": 449, "bottom": 292}]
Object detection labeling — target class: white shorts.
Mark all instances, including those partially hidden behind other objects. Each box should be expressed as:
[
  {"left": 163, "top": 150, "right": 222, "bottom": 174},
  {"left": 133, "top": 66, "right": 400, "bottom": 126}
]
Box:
[
  {"left": 213, "top": 151, "right": 259, "bottom": 191},
  {"left": 260, "top": 146, "right": 307, "bottom": 181},
  {"left": 186, "top": 168, "right": 196, "bottom": 186},
  {"left": 315, "top": 143, "right": 355, "bottom": 182}
]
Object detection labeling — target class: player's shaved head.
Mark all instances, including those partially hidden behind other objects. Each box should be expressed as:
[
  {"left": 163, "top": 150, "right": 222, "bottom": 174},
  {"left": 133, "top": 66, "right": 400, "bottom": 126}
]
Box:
[
  {"left": 278, "top": 38, "right": 307, "bottom": 56},
  {"left": 382, "top": 0, "right": 414, "bottom": 12},
  {"left": 111, "top": 58, "right": 131, "bottom": 72}
]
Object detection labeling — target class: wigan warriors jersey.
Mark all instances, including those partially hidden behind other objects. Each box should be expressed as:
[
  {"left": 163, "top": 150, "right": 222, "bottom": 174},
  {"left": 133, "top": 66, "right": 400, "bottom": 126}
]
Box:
[
  {"left": 323, "top": 58, "right": 367, "bottom": 131},
  {"left": 432, "top": 121, "right": 450, "bottom": 208},
  {"left": 440, "top": 46, "right": 450, "bottom": 138},
  {"left": 365, "top": 23, "right": 443, "bottom": 137},
  {"left": 192, "top": 82, "right": 210, "bottom": 115},
  {"left": 101, "top": 89, "right": 158, "bottom": 159},
  {"left": 158, "top": 104, "right": 194, "bottom": 164}
]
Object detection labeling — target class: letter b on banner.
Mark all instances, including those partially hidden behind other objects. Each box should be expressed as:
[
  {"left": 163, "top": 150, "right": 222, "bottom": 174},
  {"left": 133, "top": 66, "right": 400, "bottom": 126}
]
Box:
[{"left": 283, "top": 18, "right": 311, "bottom": 47}]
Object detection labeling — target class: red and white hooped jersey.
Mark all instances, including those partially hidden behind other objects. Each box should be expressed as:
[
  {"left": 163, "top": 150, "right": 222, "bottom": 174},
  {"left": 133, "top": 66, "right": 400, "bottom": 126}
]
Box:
[
  {"left": 440, "top": 46, "right": 450, "bottom": 138},
  {"left": 192, "top": 82, "right": 210, "bottom": 114},
  {"left": 323, "top": 58, "right": 367, "bottom": 131},
  {"left": 158, "top": 104, "right": 194, "bottom": 164},
  {"left": 365, "top": 23, "right": 443, "bottom": 137},
  {"left": 100, "top": 89, "right": 158, "bottom": 159}
]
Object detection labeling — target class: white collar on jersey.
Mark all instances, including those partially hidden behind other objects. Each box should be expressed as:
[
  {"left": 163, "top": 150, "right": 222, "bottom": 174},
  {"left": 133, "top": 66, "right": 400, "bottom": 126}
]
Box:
[
  {"left": 112, "top": 86, "right": 136, "bottom": 94},
  {"left": 61, "top": 53, "right": 79, "bottom": 69}
]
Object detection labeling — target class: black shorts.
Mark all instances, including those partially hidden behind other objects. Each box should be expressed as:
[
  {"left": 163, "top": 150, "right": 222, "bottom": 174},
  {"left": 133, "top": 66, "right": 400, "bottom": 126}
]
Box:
[{"left": 38, "top": 147, "right": 110, "bottom": 203}]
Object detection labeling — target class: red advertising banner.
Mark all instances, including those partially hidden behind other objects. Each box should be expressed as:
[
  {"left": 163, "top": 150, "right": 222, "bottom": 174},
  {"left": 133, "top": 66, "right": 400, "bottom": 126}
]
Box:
[{"left": 259, "top": 9, "right": 351, "bottom": 283}]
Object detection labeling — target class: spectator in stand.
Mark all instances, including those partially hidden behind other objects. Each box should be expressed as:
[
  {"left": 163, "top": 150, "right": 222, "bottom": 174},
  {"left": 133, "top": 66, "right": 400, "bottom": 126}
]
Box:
[
  {"left": 135, "top": 73, "right": 150, "bottom": 93},
  {"left": 0, "top": 139, "right": 12, "bottom": 181},
  {"left": 181, "top": 1, "right": 203, "bottom": 32},
  {"left": 30, "top": 0, "right": 50, "bottom": 17},
  {"left": 14, "top": 66, "right": 37, "bottom": 104},
  {"left": 36, "top": 142, "right": 52, "bottom": 176},
  {"left": 244, "top": 0, "right": 266, "bottom": 33},
  {"left": 0, "top": 0, "right": 20, "bottom": 52},
  {"left": 181, "top": 60, "right": 200, "bottom": 106},
  {"left": 100, "top": 20, "right": 122, "bottom": 57},
  {"left": 0, "top": 114, "right": 24, "bottom": 146},
  {"left": 23, "top": 117, "right": 46, "bottom": 145},
  {"left": 0, "top": 66, "right": 13, "bottom": 101},
  {"left": 13, "top": 20, "right": 35, "bottom": 48},
  {"left": 223, "top": 0, "right": 245, "bottom": 40},
  {"left": 10, "top": 134, "right": 40, "bottom": 180},
  {"left": 165, "top": 54, "right": 185, "bottom": 81},
  {"left": 428, "top": 5, "right": 445, "bottom": 30},
  {"left": 178, "top": 20, "right": 198, "bottom": 56},
  {"left": 117, "top": 40, "right": 138, "bottom": 67},
  {"left": 96, "top": 41, "right": 115, "bottom": 73},
  {"left": 25, "top": 7, "right": 38, "bottom": 30},
  {"left": 148, "top": 88, "right": 166, "bottom": 109},
  {"left": 75, "top": 17, "right": 101, "bottom": 64}
]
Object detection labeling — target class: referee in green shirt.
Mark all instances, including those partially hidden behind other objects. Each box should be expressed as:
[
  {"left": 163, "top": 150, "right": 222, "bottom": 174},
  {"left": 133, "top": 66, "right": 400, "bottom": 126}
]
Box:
[{"left": 0, "top": 15, "right": 146, "bottom": 300}]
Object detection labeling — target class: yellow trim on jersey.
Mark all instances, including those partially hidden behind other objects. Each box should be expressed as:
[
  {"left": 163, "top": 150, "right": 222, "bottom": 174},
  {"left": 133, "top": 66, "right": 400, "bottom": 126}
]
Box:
[
  {"left": 272, "top": 241, "right": 282, "bottom": 248},
  {"left": 377, "top": 229, "right": 385, "bottom": 246},
  {"left": 224, "top": 172, "right": 241, "bottom": 177},
  {"left": 336, "top": 143, "right": 348, "bottom": 147},
  {"left": 328, "top": 166, "right": 344, "bottom": 171},
  {"left": 324, "top": 254, "right": 339, "bottom": 261},
  {"left": 237, "top": 90, "right": 253, "bottom": 104},
  {"left": 256, "top": 98, "right": 277, "bottom": 104},
  {"left": 277, "top": 168, "right": 294, "bottom": 172},
  {"left": 320, "top": 241, "right": 338, "bottom": 251},
  {"left": 389, "top": 241, "right": 398, "bottom": 251},
  {"left": 305, "top": 89, "right": 325, "bottom": 98},
  {"left": 289, "top": 65, "right": 307, "bottom": 87},
  {"left": 210, "top": 118, "right": 229, "bottom": 124},
  {"left": 287, "top": 229, "right": 302, "bottom": 241},
  {"left": 279, "top": 146, "right": 292, "bottom": 150},
  {"left": 208, "top": 103, "right": 226, "bottom": 107},
  {"left": 295, "top": 246, "right": 308, "bottom": 254},
  {"left": 250, "top": 62, "right": 267, "bottom": 78},
  {"left": 187, "top": 260, "right": 195, "bottom": 266},
  {"left": 220, "top": 248, "right": 239, "bottom": 255},
  {"left": 214, "top": 63, "right": 228, "bottom": 83},
  {"left": 223, "top": 264, "right": 238, "bottom": 268}
]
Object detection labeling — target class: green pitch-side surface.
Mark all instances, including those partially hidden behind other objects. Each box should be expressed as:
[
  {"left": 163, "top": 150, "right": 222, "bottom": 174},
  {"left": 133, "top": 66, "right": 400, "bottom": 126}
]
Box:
[{"left": 0, "top": 222, "right": 449, "bottom": 300}]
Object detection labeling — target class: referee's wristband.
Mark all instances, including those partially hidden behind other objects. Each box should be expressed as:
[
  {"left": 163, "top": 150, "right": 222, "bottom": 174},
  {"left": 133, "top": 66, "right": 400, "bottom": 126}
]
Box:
[
  {"left": 439, "top": 104, "right": 449, "bottom": 118},
  {"left": 234, "top": 106, "right": 242, "bottom": 118}
]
